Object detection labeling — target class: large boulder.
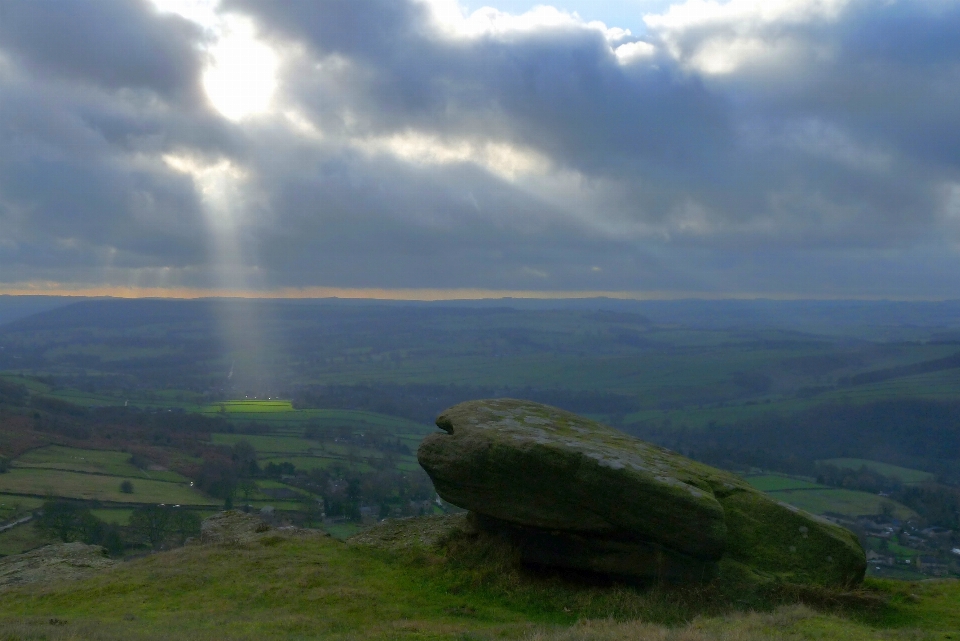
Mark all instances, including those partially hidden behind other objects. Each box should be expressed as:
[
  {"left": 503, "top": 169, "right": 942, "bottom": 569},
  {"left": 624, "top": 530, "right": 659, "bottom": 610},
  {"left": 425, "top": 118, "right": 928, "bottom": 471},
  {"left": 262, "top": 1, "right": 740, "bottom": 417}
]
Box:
[
  {"left": 418, "top": 399, "right": 865, "bottom": 586},
  {"left": 0, "top": 542, "right": 117, "bottom": 591}
]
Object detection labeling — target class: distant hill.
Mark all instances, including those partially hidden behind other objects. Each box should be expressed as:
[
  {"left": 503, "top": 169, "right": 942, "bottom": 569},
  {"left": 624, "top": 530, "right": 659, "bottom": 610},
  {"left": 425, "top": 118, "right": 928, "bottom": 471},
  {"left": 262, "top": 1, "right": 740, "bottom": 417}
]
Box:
[{"left": 0, "top": 296, "right": 80, "bottom": 328}]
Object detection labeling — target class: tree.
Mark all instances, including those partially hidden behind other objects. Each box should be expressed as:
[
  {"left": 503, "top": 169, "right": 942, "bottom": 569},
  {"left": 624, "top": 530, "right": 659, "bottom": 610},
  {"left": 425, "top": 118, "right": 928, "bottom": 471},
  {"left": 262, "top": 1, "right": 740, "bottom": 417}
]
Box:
[
  {"left": 300, "top": 497, "right": 323, "bottom": 527},
  {"left": 232, "top": 439, "right": 260, "bottom": 477},
  {"left": 238, "top": 478, "right": 257, "bottom": 502},
  {"left": 35, "top": 501, "right": 88, "bottom": 542},
  {"left": 120, "top": 480, "right": 134, "bottom": 494},
  {"left": 129, "top": 505, "right": 172, "bottom": 550},
  {"left": 169, "top": 509, "right": 201, "bottom": 545}
]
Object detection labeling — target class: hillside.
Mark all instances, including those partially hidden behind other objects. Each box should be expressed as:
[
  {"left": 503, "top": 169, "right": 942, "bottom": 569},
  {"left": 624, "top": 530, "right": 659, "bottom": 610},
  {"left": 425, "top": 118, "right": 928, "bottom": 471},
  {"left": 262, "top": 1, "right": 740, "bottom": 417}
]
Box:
[{"left": 0, "top": 518, "right": 957, "bottom": 640}]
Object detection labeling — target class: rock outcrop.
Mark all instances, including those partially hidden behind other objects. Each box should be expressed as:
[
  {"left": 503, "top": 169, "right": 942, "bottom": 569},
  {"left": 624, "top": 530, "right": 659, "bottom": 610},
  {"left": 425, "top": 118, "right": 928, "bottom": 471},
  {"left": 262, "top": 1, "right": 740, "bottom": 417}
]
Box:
[
  {"left": 418, "top": 399, "right": 866, "bottom": 586},
  {"left": 0, "top": 542, "right": 117, "bottom": 590},
  {"left": 199, "top": 511, "right": 330, "bottom": 545}
]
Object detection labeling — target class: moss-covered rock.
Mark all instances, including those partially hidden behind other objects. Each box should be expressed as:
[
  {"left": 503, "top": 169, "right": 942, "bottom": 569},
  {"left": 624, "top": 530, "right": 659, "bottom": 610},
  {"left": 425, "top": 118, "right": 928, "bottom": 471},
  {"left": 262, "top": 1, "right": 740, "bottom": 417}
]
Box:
[
  {"left": 420, "top": 399, "right": 728, "bottom": 560},
  {"left": 418, "top": 399, "right": 865, "bottom": 586}
]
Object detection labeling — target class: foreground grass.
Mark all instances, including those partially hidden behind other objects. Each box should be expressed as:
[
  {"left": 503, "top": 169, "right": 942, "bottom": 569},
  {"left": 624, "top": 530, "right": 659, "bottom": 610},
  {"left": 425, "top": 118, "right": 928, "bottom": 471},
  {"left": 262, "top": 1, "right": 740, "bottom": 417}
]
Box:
[{"left": 0, "top": 532, "right": 957, "bottom": 640}]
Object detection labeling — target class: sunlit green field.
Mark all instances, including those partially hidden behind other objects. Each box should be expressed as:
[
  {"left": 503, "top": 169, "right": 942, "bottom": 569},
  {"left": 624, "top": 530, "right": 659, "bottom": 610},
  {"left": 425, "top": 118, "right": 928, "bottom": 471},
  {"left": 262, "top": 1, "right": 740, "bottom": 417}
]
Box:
[{"left": 201, "top": 399, "right": 296, "bottom": 414}]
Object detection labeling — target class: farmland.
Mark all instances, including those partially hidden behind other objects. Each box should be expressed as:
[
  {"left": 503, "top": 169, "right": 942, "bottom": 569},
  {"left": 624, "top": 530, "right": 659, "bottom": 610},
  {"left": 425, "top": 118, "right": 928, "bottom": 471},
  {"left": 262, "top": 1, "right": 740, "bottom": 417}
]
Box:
[
  {"left": 204, "top": 403, "right": 431, "bottom": 484},
  {"left": 745, "top": 474, "right": 917, "bottom": 519},
  {"left": 819, "top": 459, "right": 935, "bottom": 485},
  {"left": 1, "top": 297, "right": 959, "bottom": 576},
  {"left": 16, "top": 445, "right": 187, "bottom": 483},
  {"left": 0, "top": 468, "right": 212, "bottom": 505}
]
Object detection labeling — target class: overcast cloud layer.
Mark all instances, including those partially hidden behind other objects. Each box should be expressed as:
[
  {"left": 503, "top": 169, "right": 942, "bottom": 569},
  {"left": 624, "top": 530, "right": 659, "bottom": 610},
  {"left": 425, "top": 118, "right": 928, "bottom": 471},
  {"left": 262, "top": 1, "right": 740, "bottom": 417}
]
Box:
[{"left": 1, "top": 0, "right": 959, "bottom": 298}]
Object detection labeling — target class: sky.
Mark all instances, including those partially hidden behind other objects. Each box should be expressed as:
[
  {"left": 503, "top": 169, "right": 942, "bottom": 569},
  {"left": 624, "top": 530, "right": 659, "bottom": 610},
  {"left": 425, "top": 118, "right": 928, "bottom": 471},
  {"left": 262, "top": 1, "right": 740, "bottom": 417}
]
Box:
[{"left": 1, "top": 0, "right": 960, "bottom": 300}]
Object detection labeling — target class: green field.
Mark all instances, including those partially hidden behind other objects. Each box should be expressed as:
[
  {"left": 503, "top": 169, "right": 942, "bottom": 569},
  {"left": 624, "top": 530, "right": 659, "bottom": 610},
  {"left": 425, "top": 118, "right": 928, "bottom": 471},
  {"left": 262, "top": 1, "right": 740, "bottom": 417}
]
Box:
[
  {"left": 211, "top": 425, "right": 421, "bottom": 476},
  {"left": 16, "top": 445, "right": 187, "bottom": 483},
  {"left": 743, "top": 474, "right": 916, "bottom": 519},
  {"left": 818, "top": 459, "right": 934, "bottom": 485},
  {"left": 744, "top": 474, "right": 823, "bottom": 491},
  {"left": 211, "top": 410, "right": 426, "bottom": 472},
  {"left": 211, "top": 433, "right": 319, "bottom": 454},
  {"left": 201, "top": 399, "right": 296, "bottom": 414},
  {"left": 0, "top": 468, "right": 214, "bottom": 505},
  {"left": 0, "top": 523, "right": 54, "bottom": 557},
  {"left": 89, "top": 509, "right": 134, "bottom": 525},
  {"left": 770, "top": 488, "right": 915, "bottom": 519},
  {"left": 259, "top": 455, "right": 376, "bottom": 474},
  {"left": 0, "top": 496, "right": 42, "bottom": 522}
]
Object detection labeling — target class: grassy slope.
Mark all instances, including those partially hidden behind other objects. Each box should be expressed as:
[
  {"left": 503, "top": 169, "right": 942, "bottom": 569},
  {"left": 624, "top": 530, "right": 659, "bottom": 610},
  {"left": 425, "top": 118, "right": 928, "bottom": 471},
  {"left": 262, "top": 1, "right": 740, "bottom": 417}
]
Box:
[{"left": 0, "top": 533, "right": 957, "bottom": 640}]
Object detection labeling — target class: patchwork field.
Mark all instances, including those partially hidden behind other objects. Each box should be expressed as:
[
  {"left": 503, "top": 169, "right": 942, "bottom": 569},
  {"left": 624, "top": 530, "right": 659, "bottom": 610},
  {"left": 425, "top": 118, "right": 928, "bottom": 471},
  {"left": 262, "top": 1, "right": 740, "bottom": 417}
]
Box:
[
  {"left": 0, "top": 468, "right": 214, "bottom": 505},
  {"left": 16, "top": 445, "right": 187, "bottom": 483},
  {"left": 203, "top": 404, "right": 429, "bottom": 476},
  {"left": 745, "top": 474, "right": 916, "bottom": 519},
  {"left": 770, "top": 488, "right": 915, "bottom": 519},
  {"left": 0, "top": 523, "right": 55, "bottom": 557}
]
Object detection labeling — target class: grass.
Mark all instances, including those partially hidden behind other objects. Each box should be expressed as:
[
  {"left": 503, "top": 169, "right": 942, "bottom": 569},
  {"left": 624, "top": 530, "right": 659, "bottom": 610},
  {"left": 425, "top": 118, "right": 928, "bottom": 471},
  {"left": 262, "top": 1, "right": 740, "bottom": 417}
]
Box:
[
  {"left": 210, "top": 433, "right": 318, "bottom": 454},
  {"left": 0, "top": 496, "right": 43, "bottom": 522},
  {"left": 0, "top": 468, "right": 215, "bottom": 505},
  {"left": 259, "top": 456, "right": 375, "bottom": 473},
  {"left": 743, "top": 474, "right": 916, "bottom": 519},
  {"left": 0, "top": 524, "right": 958, "bottom": 640},
  {"left": 210, "top": 433, "right": 415, "bottom": 474},
  {"left": 819, "top": 459, "right": 935, "bottom": 485},
  {"left": 15, "top": 445, "right": 187, "bottom": 483},
  {"left": 744, "top": 475, "right": 823, "bottom": 491},
  {"left": 769, "top": 488, "right": 916, "bottom": 520},
  {"left": 0, "top": 523, "right": 54, "bottom": 557},
  {"left": 201, "top": 400, "right": 296, "bottom": 414},
  {"left": 89, "top": 509, "right": 134, "bottom": 525}
]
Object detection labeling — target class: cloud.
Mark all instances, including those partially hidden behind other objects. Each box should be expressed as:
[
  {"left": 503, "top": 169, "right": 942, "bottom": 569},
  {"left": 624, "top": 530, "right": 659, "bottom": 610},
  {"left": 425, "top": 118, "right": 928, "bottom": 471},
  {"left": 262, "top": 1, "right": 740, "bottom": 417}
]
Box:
[
  {"left": 1, "top": 0, "right": 960, "bottom": 296},
  {"left": 0, "top": 0, "right": 206, "bottom": 98}
]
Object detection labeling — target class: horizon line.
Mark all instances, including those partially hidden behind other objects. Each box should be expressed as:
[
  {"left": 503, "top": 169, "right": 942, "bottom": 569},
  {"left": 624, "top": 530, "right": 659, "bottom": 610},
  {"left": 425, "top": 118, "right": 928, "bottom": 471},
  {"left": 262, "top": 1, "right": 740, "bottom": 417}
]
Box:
[{"left": 0, "top": 283, "right": 956, "bottom": 302}]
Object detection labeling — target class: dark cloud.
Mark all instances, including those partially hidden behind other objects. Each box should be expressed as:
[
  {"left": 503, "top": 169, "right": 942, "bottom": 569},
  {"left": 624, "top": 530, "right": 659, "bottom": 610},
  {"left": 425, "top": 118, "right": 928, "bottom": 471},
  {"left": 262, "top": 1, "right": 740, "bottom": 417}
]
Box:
[
  {"left": 225, "top": 0, "right": 960, "bottom": 253},
  {"left": 0, "top": 0, "right": 235, "bottom": 286},
  {"left": 0, "top": 0, "right": 205, "bottom": 99},
  {"left": 1, "top": 0, "right": 960, "bottom": 295}
]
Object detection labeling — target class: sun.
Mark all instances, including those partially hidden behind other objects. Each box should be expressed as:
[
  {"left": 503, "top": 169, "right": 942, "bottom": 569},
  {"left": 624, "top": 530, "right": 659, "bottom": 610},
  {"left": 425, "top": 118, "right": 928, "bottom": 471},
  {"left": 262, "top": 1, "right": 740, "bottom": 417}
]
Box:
[
  {"left": 202, "top": 18, "right": 279, "bottom": 121},
  {"left": 150, "top": 1, "right": 278, "bottom": 121}
]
